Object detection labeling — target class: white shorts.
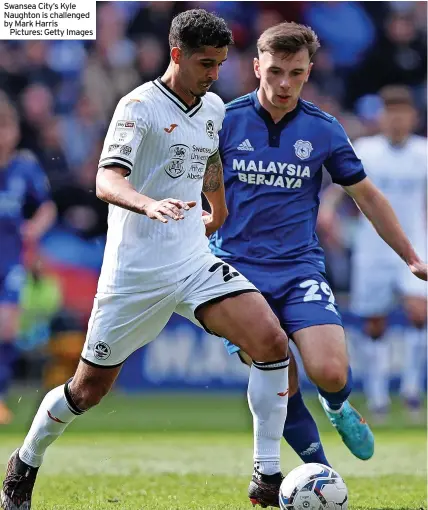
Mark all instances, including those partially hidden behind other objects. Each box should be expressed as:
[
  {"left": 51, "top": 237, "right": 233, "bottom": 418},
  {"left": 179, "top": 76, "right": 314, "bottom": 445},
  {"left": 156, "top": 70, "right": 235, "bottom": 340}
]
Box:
[
  {"left": 81, "top": 256, "right": 258, "bottom": 367},
  {"left": 350, "top": 254, "right": 427, "bottom": 317}
]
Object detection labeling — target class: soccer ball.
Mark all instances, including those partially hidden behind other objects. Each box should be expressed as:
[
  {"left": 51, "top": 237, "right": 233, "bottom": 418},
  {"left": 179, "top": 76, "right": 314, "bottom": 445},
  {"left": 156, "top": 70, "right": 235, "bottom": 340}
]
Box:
[{"left": 279, "top": 463, "right": 348, "bottom": 510}]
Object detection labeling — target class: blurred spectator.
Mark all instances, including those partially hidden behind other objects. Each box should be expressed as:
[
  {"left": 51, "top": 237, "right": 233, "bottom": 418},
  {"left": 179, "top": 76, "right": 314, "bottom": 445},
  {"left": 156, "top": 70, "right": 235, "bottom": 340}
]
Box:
[
  {"left": 53, "top": 143, "right": 107, "bottom": 240},
  {"left": 304, "top": 2, "right": 376, "bottom": 69},
  {"left": 19, "top": 256, "right": 62, "bottom": 352},
  {"left": 59, "top": 94, "right": 104, "bottom": 173},
  {"left": 135, "top": 36, "right": 168, "bottom": 83},
  {"left": 37, "top": 117, "right": 72, "bottom": 193},
  {"left": 19, "top": 84, "right": 55, "bottom": 156},
  {"left": 23, "top": 41, "right": 61, "bottom": 91},
  {"left": 348, "top": 11, "right": 427, "bottom": 107}
]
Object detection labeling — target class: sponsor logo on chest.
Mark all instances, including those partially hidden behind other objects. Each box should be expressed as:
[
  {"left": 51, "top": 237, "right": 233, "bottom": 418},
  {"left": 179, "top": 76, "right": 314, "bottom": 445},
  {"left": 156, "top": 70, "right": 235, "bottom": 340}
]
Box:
[{"left": 232, "top": 159, "right": 312, "bottom": 189}]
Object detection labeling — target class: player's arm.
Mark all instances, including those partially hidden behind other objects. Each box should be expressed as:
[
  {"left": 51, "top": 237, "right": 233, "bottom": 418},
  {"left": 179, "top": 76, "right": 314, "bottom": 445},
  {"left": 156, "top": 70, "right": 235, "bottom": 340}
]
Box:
[
  {"left": 21, "top": 200, "right": 57, "bottom": 243},
  {"left": 202, "top": 150, "right": 228, "bottom": 236},
  {"left": 21, "top": 156, "right": 57, "bottom": 243},
  {"left": 324, "top": 121, "right": 426, "bottom": 280},
  {"left": 96, "top": 166, "right": 196, "bottom": 223},
  {"left": 97, "top": 98, "right": 195, "bottom": 223},
  {"left": 344, "top": 177, "right": 427, "bottom": 280}
]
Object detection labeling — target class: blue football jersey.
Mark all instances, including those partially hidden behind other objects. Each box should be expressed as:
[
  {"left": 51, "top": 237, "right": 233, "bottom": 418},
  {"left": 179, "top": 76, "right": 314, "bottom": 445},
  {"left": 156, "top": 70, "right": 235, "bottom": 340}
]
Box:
[
  {"left": 210, "top": 91, "right": 366, "bottom": 272},
  {"left": 0, "top": 151, "right": 50, "bottom": 267}
]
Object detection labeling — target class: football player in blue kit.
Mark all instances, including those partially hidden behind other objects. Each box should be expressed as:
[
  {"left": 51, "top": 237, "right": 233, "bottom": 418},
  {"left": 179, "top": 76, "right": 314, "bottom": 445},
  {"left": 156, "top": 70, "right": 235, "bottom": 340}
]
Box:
[
  {"left": 209, "top": 21, "right": 427, "bottom": 469},
  {"left": 0, "top": 97, "right": 56, "bottom": 424}
]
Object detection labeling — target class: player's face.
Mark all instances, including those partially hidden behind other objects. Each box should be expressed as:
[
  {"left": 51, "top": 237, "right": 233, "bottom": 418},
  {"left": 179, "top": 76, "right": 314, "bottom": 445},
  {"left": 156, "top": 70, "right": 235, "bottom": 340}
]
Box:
[
  {"left": 380, "top": 104, "right": 417, "bottom": 142},
  {"left": 0, "top": 109, "right": 19, "bottom": 158},
  {"left": 254, "top": 48, "right": 312, "bottom": 114},
  {"left": 178, "top": 46, "right": 228, "bottom": 98}
]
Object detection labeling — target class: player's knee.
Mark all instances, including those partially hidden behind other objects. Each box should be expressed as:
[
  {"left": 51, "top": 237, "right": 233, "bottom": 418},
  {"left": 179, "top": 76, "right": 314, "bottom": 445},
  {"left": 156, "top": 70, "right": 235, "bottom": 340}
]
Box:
[
  {"left": 250, "top": 327, "right": 288, "bottom": 362},
  {"left": 311, "top": 358, "right": 347, "bottom": 392}
]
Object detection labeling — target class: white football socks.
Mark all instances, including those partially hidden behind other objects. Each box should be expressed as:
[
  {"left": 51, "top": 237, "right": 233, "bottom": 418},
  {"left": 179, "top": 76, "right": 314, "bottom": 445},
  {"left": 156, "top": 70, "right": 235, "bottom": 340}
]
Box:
[
  {"left": 248, "top": 358, "right": 289, "bottom": 475},
  {"left": 19, "top": 383, "right": 84, "bottom": 468}
]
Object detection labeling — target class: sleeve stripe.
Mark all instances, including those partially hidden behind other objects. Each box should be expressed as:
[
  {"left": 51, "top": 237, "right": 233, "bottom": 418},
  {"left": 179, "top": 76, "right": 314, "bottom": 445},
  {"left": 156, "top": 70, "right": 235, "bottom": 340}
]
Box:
[
  {"left": 99, "top": 156, "right": 133, "bottom": 170},
  {"left": 333, "top": 170, "right": 367, "bottom": 186}
]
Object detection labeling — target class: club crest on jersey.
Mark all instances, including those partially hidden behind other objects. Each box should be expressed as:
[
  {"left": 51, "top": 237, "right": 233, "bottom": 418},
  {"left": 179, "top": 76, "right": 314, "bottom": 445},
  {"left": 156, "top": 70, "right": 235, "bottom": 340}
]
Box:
[
  {"left": 165, "top": 144, "right": 190, "bottom": 179},
  {"left": 294, "top": 140, "right": 313, "bottom": 160},
  {"left": 206, "top": 120, "right": 215, "bottom": 139},
  {"left": 93, "top": 341, "right": 111, "bottom": 360}
]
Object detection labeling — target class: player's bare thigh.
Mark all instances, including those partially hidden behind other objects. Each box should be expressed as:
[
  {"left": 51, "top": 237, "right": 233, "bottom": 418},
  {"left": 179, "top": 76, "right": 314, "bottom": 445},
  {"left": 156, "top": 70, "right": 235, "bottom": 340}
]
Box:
[
  {"left": 196, "top": 291, "right": 288, "bottom": 362},
  {"left": 292, "top": 324, "right": 348, "bottom": 392},
  {"left": 68, "top": 360, "right": 122, "bottom": 411},
  {"left": 0, "top": 303, "right": 20, "bottom": 341}
]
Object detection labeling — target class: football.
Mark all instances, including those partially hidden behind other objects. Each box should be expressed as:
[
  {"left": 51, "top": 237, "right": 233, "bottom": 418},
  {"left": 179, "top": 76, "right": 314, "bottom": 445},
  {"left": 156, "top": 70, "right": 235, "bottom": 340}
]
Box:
[{"left": 279, "top": 463, "right": 348, "bottom": 510}]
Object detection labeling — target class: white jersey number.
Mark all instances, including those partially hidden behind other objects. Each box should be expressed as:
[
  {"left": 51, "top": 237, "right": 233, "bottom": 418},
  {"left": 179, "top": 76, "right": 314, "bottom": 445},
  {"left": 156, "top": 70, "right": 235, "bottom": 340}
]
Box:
[{"left": 299, "top": 279, "right": 335, "bottom": 304}]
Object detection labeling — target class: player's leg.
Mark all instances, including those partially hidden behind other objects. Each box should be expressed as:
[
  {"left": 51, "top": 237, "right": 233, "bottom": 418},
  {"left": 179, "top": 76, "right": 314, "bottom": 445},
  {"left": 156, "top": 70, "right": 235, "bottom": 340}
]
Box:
[
  {"left": 350, "top": 257, "right": 396, "bottom": 419},
  {"left": 197, "top": 292, "right": 288, "bottom": 507},
  {"left": 177, "top": 260, "right": 288, "bottom": 507},
  {"left": 281, "top": 350, "right": 331, "bottom": 466},
  {"left": 0, "top": 265, "right": 26, "bottom": 425},
  {"left": 363, "top": 316, "right": 390, "bottom": 420},
  {"left": 1, "top": 289, "right": 176, "bottom": 510},
  {"left": 237, "top": 346, "right": 330, "bottom": 467},
  {"left": 401, "top": 295, "right": 427, "bottom": 418},
  {"left": 282, "top": 271, "right": 374, "bottom": 460},
  {"left": 0, "top": 304, "right": 20, "bottom": 425},
  {"left": 1, "top": 360, "right": 122, "bottom": 510},
  {"left": 292, "top": 324, "right": 374, "bottom": 460}
]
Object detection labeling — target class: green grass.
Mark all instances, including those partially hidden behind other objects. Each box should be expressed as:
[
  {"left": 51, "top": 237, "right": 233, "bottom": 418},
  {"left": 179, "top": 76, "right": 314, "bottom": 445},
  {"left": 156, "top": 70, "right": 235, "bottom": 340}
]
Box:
[{"left": 1, "top": 390, "right": 426, "bottom": 509}]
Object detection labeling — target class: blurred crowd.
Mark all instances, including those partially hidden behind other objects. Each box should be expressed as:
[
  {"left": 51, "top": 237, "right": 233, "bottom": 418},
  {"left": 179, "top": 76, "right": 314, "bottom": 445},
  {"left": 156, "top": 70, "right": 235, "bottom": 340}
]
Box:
[
  {"left": 0, "top": 1, "right": 426, "bottom": 387},
  {"left": 1, "top": 1, "right": 426, "bottom": 254}
]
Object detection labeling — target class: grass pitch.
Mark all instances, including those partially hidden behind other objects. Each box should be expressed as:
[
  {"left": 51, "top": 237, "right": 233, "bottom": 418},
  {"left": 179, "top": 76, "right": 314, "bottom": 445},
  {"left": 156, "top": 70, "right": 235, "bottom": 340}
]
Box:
[{"left": 1, "top": 391, "right": 426, "bottom": 509}]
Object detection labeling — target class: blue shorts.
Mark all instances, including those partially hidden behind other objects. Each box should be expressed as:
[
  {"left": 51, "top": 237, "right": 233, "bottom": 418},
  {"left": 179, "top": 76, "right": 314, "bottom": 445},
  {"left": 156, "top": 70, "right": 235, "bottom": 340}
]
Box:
[
  {"left": 222, "top": 259, "right": 343, "bottom": 355},
  {"left": 0, "top": 264, "right": 26, "bottom": 305}
]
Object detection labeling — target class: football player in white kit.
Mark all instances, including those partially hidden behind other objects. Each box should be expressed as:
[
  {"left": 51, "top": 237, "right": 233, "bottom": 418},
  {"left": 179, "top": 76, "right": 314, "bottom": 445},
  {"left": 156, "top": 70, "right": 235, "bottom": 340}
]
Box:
[
  {"left": 320, "top": 86, "right": 427, "bottom": 420},
  {"left": 1, "top": 10, "right": 289, "bottom": 510}
]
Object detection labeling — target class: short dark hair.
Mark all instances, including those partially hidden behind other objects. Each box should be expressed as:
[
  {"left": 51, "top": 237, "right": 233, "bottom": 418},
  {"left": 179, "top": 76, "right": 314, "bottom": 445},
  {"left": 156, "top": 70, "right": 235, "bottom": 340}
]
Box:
[
  {"left": 379, "top": 85, "right": 415, "bottom": 108},
  {"left": 169, "top": 9, "right": 233, "bottom": 54},
  {"left": 257, "top": 22, "right": 320, "bottom": 60}
]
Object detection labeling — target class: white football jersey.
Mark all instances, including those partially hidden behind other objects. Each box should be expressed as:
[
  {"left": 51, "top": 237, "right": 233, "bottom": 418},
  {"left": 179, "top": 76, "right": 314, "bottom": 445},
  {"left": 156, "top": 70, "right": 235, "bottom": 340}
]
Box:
[
  {"left": 97, "top": 79, "right": 225, "bottom": 293},
  {"left": 352, "top": 134, "right": 427, "bottom": 260}
]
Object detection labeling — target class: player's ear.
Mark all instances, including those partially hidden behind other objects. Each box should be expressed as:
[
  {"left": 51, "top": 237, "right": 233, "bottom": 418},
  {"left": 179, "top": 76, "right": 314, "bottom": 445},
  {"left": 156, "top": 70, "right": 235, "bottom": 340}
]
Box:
[
  {"left": 254, "top": 57, "right": 261, "bottom": 79},
  {"left": 305, "top": 62, "right": 314, "bottom": 83},
  {"left": 171, "top": 47, "right": 181, "bottom": 65}
]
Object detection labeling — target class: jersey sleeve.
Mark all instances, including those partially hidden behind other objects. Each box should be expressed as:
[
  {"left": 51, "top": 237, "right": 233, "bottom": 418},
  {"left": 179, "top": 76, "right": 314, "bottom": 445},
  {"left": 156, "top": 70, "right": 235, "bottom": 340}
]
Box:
[
  {"left": 324, "top": 118, "right": 367, "bottom": 186},
  {"left": 98, "top": 98, "right": 149, "bottom": 176}
]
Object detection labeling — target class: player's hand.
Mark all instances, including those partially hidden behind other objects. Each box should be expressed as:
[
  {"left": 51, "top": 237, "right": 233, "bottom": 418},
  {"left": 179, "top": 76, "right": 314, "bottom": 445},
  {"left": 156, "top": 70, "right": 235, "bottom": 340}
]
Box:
[
  {"left": 409, "top": 260, "right": 428, "bottom": 281},
  {"left": 202, "top": 210, "right": 223, "bottom": 236},
  {"left": 143, "top": 199, "right": 196, "bottom": 223}
]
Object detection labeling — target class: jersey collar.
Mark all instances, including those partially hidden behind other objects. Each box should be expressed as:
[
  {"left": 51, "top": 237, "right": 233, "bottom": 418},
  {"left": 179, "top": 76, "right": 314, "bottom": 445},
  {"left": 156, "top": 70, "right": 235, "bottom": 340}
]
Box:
[
  {"left": 250, "top": 90, "right": 301, "bottom": 127},
  {"left": 250, "top": 90, "right": 301, "bottom": 147},
  {"left": 153, "top": 78, "right": 203, "bottom": 116}
]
